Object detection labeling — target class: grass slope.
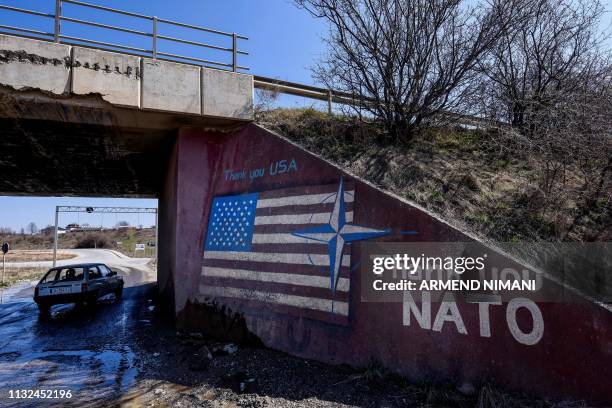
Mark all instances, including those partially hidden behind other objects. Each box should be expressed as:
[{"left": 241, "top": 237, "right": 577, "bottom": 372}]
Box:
[{"left": 257, "top": 108, "right": 610, "bottom": 243}]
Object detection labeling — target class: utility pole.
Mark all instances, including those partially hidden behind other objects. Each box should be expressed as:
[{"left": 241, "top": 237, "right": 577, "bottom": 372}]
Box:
[
  {"left": 155, "top": 209, "right": 159, "bottom": 263},
  {"left": 53, "top": 206, "right": 59, "bottom": 267},
  {"left": 1, "top": 242, "right": 9, "bottom": 284}
]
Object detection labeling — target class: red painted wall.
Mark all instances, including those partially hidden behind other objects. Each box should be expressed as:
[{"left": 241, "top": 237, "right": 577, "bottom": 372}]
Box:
[{"left": 162, "top": 123, "right": 612, "bottom": 405}]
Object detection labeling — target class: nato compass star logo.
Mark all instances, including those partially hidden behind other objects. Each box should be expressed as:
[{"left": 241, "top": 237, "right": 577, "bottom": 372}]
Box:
[{"left": 292, "top": 178, "right": 390, "bottom": 293}]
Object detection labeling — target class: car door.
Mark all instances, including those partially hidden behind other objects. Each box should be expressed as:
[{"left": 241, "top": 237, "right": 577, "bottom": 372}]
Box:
[
  {"left": 86, "top": 266, "right": 107, "bottom": 296},
  {"left": 99, "top": 264, "right": 118, "bottom": 291}
]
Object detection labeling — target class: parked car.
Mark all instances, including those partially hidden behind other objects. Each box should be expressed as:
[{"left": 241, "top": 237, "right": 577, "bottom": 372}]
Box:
[{"left": 34, "top": 263, "right": 123, "bottom": 313}]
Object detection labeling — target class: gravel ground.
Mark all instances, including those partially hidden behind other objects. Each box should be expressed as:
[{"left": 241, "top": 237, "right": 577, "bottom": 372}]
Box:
[
  {"left": 124, "top": 293, "right": 580, "bottom": 408},
  {"left": 0, "top": 274, "right": 583, "bottom": 408}
]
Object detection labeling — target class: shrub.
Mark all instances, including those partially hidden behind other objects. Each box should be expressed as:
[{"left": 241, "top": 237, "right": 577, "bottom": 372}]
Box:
[{"left": 75, "top": 233, "right": 111, "bottom": 249}]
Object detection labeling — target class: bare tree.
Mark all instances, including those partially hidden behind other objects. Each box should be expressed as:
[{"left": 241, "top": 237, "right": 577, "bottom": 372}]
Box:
[
  {"left": 26, "top": 222, "right": 38, "bottom": 235},
  {"left": 477, "top": 0, "right": 608, "bottom": 128},
  {"left": 474, "top": 0, "right": 611, "bottom": 240},
  {"left": 492, "top": 69, "right": 612, "bottom": 240},
  {"left": 295, "top": 0, "right": 524, "bottom": 140},
  {"left": 254, "top": 86, "right": 280, "bottom": 118}
]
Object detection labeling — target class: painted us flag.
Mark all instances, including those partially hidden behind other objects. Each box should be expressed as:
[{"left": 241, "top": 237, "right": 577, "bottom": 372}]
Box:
[{"left": 199, "top": 181, "right": 357, "bottom": 325}]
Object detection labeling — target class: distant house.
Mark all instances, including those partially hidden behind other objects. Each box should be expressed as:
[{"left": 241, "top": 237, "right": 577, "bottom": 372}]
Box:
[
  {"left": 40, "top": 226, "right": 66, "bottom": 235},
  {"left": 80, "top": 226, "right": 103, "bottom": 232},
  {"left": 65, "top": 223, "right": 80, "bottom": 231},
  {"left": 64, "top": 223, "right": 102, "bottom": 232}
]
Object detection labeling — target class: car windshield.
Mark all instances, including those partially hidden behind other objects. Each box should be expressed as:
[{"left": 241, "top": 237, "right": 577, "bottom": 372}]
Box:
[{"left": 41, "top": 267, "right": 85, "bottom": 283}]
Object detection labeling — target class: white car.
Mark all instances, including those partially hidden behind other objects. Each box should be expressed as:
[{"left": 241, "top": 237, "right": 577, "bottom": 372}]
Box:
[{"left": 34, "top": 263, "right": 124, "bottom": 313}]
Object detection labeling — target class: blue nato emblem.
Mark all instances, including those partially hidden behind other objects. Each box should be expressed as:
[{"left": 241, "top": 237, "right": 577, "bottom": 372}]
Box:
[{"left": 292, "top": 178, "right": 391, "bottom": 293}]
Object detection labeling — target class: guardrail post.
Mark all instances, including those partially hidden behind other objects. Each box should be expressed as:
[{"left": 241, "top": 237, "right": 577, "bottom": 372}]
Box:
[
  {"left": 232, "top": 33, "right": 237, "bottom": 72},
  {"left": 54, "top": 0, "right": 61, "bottom": 43},
  {"left": 152, "top": 16, "right": 158, "bottom": 59}
]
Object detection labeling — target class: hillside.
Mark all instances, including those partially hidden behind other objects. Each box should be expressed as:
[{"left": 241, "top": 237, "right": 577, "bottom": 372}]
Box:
[
  {"left": 257, "top": 108, "right": 610, "bottom": 243},
  {"left": 0, "top": 227, "right": 157, "bottom": 257}
]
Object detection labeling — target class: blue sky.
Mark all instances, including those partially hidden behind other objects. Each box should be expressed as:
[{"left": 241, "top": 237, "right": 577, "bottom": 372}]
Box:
[{"left": 0, "top": 0, "right": 610, "bottom": 231}]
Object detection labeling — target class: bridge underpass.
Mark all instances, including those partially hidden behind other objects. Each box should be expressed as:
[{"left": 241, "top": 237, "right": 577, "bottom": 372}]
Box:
[
  {"left": 0, "top": 78, "right": 247, "bottom": 197},
  {"left": 1, "top": 33, "right": 612, "bottom": 406},
  {"left": 0, "top": 88, "right": 171, "bottom": 197}
]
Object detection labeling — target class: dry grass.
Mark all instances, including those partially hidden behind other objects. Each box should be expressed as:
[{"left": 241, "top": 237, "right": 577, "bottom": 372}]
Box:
[
  {"left": 257, "top": 108, "right": 610, "bottom": 243},
  {"left": 0, "top": 265, "right": 48, "bottom": 287},
  {"left": 0, "top": 228, "right": 156, "bottom": 257},
  {"left": 3, "top": 250, "right": 76, "bottom": 262}
]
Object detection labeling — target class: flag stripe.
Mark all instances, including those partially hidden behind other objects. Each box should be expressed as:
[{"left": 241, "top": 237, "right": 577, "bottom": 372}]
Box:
[
  {"left": 252, "top": 233, "right": 323, "bottom": 244},
  {"left": 253, "top": 224, "right": 336, "bottom": 234},
  {"left": 204, "top": 250, "right": 351, "bottom": 267},
  {"left": 202, "top": 258, "right": 351, "bottom": 279},
  {"left": 254, "top": 212, "right": 353, "bottom": 225},
  {"left": 202, "top": 266, "right": 351, "bottom": 292},
  {"left": 259, "top": 183, "right": 354, "bottom": 199},
  {"left": 201, "top": 276, "right": 349, "bottom": 301},
  {"left": 257, "top": 192, "right": 354, "bottom": 208},
  {"left": 249, "top": 243, "right": 351, "bottom": 254},
  {"left": 259, "top": 183, "right": 351, "bottom": 196},
  {"left": 199, "top": 285, "right": 349, "bottom": 316},
  {"left": 255, "top": 201, "right": 353, "bottom": 216}
]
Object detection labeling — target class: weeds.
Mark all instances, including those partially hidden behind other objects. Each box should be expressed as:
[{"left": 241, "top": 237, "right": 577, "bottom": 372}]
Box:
[{"left": 257, "top": 108, "right": 610, "bottom": 243}]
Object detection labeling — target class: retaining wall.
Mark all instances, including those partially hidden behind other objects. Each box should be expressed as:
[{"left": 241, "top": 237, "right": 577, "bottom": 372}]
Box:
[{"left": 159, "top": 123, "right": 612, "bottom": 405}]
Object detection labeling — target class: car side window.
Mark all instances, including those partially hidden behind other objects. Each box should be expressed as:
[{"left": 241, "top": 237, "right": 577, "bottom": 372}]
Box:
[
  {"left": 98, "top": 265, "right": 111, "bottom": 276},
  {"left": 56, "top": 267, "right": 85, "bottom": 282},
  {"left": 41, "top": 269, "right": 58, "bottom": 283},
  {"left": 88, "top": 266, "right": 102, "bottom": 280}
]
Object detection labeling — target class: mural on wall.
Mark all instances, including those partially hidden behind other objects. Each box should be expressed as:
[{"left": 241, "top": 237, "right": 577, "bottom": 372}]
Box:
[
  {"left": 181, "top": 125, "right": 612, "bottom": 405},
  {"left": 292, "top": 178, "right": 389, "bottom": 294},
  {"left": 201, "top": 178, "right": 389, "bottom": 324}
]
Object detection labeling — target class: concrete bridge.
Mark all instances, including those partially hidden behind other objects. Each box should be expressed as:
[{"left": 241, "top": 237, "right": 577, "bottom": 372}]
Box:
[{"left": 1, "top": 33, "right": 612, "bottom": 405}]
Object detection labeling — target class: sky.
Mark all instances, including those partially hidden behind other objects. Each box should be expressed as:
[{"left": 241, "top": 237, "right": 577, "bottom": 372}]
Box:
[{"left": 0, "top": 0, "right": 610, "bottom": 231}]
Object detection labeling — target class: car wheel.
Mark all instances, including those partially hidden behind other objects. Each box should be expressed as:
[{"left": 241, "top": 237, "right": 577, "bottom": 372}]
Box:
[
  {"left": 37, "top": 303, "right": 50, "bottom": 314},
  {"left": 83, "top": 291, "right": 100, "bottom": 309}
]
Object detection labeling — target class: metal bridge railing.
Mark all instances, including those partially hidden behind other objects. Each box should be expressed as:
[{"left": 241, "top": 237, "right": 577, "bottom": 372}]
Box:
[
  {"left": 0, "top": 0, "right": 497, "bottom": 124},
  {"left": 0, "top": 0, "right": 249, "bottom": 71}
]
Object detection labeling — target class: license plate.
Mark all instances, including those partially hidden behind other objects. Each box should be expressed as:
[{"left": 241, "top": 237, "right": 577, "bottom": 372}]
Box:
[{"left": 50, "top": 287, "right": 71, "bottom": 295}]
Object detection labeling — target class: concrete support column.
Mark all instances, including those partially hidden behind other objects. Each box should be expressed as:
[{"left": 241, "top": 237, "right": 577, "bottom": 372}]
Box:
[{"left": 157, "top": 128, "right": 222, "bottom": 319}]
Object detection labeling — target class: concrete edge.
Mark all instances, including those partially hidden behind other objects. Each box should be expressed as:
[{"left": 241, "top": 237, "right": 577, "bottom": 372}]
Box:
[{"left": 0, "top": 34, "right": 254, "bottom": 121}]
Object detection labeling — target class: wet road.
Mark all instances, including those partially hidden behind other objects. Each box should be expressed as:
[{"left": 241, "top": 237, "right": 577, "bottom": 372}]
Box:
[{"left": 0, "top": 254, "right": 156, "bottom": 407}]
